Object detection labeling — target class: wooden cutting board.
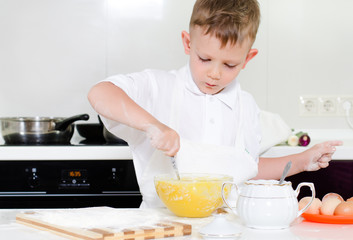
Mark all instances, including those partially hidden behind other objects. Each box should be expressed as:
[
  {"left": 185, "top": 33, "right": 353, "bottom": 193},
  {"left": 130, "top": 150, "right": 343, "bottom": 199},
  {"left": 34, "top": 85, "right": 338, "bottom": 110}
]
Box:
[{"left": 16, "top": 208, "right": 192, "bottom": 240}]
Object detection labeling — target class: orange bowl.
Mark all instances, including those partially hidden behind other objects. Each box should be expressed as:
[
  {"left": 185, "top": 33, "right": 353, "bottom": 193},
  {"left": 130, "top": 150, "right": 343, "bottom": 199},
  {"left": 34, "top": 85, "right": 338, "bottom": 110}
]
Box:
[{"left": 302, "top": 213, "right": 353, "bottom": 224}]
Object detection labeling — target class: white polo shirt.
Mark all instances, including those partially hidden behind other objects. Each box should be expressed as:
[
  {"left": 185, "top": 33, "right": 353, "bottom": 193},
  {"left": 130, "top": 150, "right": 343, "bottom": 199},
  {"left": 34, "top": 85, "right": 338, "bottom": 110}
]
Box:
[{"left": 100, "top": 64, "right": 261, "bottom": 187}]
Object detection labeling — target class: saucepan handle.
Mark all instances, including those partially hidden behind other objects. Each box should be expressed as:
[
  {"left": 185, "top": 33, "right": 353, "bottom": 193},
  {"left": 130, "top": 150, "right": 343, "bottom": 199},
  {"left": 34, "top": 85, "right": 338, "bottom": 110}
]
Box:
[
  {"left": 221, "top": 181, "right": 239, "bottom": 215},
  {"left": 55, "top": 114, "right": 89, "bottom": 131},
  {"left": 295, "top": 182, "right": 316, "bottom": 217}
]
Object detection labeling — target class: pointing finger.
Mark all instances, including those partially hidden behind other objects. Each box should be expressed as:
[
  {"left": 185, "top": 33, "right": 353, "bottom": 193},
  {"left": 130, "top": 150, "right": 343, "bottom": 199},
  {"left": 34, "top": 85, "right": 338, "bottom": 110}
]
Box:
[{"left": 324, "top": 140, "right": 343, "bottom": 147}]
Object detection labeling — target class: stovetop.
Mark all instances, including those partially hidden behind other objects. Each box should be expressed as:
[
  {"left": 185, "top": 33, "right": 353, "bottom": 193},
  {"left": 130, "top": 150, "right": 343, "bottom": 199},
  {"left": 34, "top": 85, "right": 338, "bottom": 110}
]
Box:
[
  {"left": 0, "top": 141, "right": 126, "bottom": 147},
  {"left": 0, "top": 139, "right": 132, "bottom": 161}
]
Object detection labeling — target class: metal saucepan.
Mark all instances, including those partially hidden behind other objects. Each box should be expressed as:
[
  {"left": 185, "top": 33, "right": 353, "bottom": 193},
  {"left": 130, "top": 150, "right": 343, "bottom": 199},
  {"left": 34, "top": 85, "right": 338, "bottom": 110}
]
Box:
[
  {"left": 98, "top": 115, "right": 127, "bottom": 145},
  {"left": 76, "top": 115, "right": 105, "bottom": 143},
  {"left": 76, "top": 123, "right": 105, "bottom": 142},
  {"left": 0, "top": 114, "right": 89, "bottom": 145},
  {"left": 103, "top": 126, "right": 127, "bottom": 145}
]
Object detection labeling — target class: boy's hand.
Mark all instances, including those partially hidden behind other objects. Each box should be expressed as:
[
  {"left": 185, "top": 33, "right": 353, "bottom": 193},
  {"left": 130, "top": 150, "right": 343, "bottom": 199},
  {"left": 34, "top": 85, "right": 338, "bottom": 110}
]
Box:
[
  {"left": 303, "top": 140, "right": 343, "bottom": 171},
  {"left": 145, "top": 123, "right": 180, "bottom": 157}
]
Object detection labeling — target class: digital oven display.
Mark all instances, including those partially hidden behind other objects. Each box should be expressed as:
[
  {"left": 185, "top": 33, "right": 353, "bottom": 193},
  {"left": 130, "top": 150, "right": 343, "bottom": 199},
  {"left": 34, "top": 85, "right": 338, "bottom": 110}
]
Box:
[{"left": 61, "top": 169, "right": 88, "bottom": 180}]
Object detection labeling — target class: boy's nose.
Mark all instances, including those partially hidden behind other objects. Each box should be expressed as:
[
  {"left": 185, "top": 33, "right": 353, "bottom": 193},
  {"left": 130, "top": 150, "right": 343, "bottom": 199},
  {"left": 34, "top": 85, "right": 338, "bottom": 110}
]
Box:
[{"left": 207, "top": 66, "right": 221, "bottom": 80}]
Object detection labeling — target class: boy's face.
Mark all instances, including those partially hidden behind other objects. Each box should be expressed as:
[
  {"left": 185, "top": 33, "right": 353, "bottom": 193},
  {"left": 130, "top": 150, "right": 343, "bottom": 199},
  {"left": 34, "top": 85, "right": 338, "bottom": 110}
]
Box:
[{"left": 182, "top": 26, "right": 258, "bottom": 95}]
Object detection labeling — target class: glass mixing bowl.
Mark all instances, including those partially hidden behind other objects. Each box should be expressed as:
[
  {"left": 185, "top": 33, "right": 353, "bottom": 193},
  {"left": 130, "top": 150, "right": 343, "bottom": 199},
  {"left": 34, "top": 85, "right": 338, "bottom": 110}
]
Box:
[{"left": 155, "top": 173, "right": 233, "bottom": 218}]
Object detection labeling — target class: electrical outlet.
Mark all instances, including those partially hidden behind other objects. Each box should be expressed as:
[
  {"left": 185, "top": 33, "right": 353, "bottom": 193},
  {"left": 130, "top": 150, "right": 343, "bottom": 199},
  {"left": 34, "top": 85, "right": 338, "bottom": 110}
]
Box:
[
  {"left": 299, "top": 96, "right": 318, "bottom": 116},
  {"left": 337, "top": 96, "right": 353, "bottom": 116},
  {"left": 318, "top": 96, "right": 337, "bottom": 116},
  {"left": 299, "top": 95, "right": 353, "bottom": 117}
]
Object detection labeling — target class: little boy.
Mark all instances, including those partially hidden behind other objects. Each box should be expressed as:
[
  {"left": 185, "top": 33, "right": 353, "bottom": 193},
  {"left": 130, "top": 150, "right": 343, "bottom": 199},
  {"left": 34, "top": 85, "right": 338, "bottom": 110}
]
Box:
[{"left": 88, "top": 0, "right": 341, "bottom": 207}]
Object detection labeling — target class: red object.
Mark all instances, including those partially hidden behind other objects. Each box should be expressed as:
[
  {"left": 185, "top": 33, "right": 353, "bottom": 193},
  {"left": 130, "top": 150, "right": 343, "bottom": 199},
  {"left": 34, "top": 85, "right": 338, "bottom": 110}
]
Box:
[
  {"left": 302, "top": 213, "right": 353, "bottom": 224},
  {"left": 299, "top": 134, "right": 311, "bottom": 146}
]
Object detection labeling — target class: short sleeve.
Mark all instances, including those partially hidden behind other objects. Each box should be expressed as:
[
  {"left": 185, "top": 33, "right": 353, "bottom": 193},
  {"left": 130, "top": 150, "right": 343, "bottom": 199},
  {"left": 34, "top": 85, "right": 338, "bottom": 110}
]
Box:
[
  {"left": 99, "top": 70, "right": 157, "bottom": 143},
  {"left": 98, "top": 69, "right": 177, "bottom": 145},
  {"left": 102, "top": 70, "right": 156, "bottom": 107}
]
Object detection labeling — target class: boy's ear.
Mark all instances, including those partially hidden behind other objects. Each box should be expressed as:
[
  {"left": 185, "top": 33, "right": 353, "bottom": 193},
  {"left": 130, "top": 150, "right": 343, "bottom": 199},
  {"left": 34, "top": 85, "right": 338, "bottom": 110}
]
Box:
[
  {"left": 181, "top": 31, "right": 191, "bottom": 55},
  {"left": 242, "top": 48, "right": 258, "bottom": 69}
]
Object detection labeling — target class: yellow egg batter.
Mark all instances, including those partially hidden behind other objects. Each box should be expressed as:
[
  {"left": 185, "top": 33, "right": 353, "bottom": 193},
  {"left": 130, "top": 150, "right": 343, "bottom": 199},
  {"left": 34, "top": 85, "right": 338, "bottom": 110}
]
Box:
[{"left": 155, "top": 174, "right": 232, "bottom": 218}]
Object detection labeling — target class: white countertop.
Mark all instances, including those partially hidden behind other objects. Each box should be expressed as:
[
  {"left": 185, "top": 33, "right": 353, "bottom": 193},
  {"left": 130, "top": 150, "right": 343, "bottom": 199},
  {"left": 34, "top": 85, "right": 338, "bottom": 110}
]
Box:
[
  {"left": 0, "top": 131, "right": 133, "bottom": 160},
  {"left": 0, "top": 145, "right": 132, "bottom": 160},
  {"left": 261, "top": 129, "right": 353, "bottom": 160},
  {"left": 1, "top": 129, "right": 353, "bottom": 160},
  {"left": 261, "top": 145, "right": 353, "bottom": 160},
  {"left": 1, "top": 144, "right": 352, "bottom": 161},
  {"left": 0, "top": 208, "right": 352, "bottom": 240}
]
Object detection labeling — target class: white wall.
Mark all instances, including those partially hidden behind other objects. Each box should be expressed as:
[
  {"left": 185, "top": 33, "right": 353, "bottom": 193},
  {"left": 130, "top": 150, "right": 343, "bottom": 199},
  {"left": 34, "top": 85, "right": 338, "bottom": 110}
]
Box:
[
  {"left": 0, "top": 0, "right": 194, "bottom": 121},
  {"left": 1, "top": 0, "right": 353, "bottom": 129},
  {"left": 243, "top": 0, "right": 353, "bottom": 129}
]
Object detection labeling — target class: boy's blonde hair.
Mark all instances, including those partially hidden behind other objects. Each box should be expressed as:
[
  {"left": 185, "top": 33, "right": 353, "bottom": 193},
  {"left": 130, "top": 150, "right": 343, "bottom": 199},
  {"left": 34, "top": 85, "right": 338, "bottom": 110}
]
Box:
[{"left": 190, "top": 0, "right": 260, "bottom": 47}]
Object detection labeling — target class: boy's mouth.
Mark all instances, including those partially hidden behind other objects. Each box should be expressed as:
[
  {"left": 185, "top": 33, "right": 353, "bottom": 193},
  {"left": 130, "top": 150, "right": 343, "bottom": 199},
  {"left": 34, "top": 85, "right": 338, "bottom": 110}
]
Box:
[{"left": 205, "top": 83, "right": 217, "bottom": 87}]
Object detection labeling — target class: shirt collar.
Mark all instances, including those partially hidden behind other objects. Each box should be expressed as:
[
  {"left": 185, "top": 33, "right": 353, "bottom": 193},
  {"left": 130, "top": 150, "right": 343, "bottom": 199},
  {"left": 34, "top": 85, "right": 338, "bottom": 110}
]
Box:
[{"left": 184, "top": 64, "right": 238, "bottom": 110}]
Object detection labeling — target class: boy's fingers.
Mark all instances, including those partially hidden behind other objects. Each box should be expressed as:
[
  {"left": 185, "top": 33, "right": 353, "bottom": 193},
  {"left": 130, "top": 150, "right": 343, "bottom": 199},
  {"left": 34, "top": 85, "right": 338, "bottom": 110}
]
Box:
[
  {"left": 318, "top": 154, "right": 332, "bottom": 163},
  {"left": 323, "top": 140, "right": 343, "bottom": 147},
  {"left": 317, "top": 141, "right": 341, "bottom": 154},
  {"left": 163, "top": 143, "right": 179, "bottom": 157},
  {"left": 318, "top": 161, "right": 329, "bottom": 168},
  {"left": 165, "top": 149, "right": 178, "bottom": 157}
]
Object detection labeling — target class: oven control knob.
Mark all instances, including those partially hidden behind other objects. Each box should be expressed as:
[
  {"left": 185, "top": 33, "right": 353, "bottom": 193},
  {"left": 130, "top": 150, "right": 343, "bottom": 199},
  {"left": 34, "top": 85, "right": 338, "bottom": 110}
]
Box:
[
  {"left": 109, "top": 171, "right": 119, "bottom": 185},
  {"left": 109, "top": 168, "right": 119, "bottom": 185},
  {"left": 110, "top": 172, "right": 119, "bottom": 183},
  {"left": 28, "top": 174, "right": 40, "bottom": 188}
]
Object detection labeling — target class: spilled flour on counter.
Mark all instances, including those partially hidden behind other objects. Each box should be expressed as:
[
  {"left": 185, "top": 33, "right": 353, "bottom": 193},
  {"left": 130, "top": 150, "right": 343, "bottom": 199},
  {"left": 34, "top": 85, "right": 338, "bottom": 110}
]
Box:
[{"left": 28, "top": 207, "right": 162, "bottom": 230}]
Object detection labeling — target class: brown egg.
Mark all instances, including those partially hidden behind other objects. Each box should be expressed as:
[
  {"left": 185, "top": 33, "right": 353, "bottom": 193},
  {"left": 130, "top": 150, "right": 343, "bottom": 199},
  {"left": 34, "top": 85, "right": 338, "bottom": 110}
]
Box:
[
  {"left": 334, "top": 201, "right": 353, "bottom": 216},
  {"left": 347, "top": 197, "right": 353, "bottom": 202},
  {"left": 299, "top": 197, "right": 322, "bottom": 214},
  {"left": 322, "top": 192, "right": 344, "bottom": 202},
  {"left": 320, "top": 193, "right": 344, "bottom": 215},
  {"left": 320, "top": 197, "right": 342, "bottom": 215}
]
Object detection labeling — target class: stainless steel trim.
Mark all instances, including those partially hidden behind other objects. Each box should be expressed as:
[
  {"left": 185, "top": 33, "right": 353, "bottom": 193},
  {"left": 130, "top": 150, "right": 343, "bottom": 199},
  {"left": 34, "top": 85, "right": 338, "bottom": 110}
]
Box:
[{"left": 102, "top": 191, "right": 140, "bottom": 194}]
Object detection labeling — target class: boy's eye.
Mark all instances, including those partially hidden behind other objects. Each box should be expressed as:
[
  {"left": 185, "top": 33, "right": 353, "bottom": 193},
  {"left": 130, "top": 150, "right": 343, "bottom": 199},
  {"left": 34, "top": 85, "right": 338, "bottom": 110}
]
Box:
[
  {"left": 225, "top": 63, "right": 236, "bottom": 69},
  {"left": 199, "top": 56, "right": 210, "bottom": 62}
]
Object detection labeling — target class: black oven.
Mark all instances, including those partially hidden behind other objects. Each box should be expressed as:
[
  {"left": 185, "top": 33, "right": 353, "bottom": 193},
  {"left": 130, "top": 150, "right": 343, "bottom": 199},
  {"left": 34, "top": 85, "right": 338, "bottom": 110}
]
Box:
[
  {"left": 0, "top": 159, "right": 142, "bottom": 208},
  {"left": 287, "top": 160, "right": 353, "bottom": 200}
]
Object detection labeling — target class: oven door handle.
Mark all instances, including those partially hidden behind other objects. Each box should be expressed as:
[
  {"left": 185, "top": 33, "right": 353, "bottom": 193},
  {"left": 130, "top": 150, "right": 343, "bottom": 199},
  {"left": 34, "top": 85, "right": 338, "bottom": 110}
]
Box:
[{"left": 0, "top": 192, "right": 47, "bottom": 195}]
